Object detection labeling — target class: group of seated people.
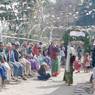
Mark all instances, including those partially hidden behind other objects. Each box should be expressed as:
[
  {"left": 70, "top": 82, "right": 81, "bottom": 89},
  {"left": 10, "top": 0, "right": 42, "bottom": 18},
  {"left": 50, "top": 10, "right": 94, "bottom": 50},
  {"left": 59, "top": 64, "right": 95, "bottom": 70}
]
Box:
[{"left": 0, "top": 41, "right": 51, "bottom": 88}]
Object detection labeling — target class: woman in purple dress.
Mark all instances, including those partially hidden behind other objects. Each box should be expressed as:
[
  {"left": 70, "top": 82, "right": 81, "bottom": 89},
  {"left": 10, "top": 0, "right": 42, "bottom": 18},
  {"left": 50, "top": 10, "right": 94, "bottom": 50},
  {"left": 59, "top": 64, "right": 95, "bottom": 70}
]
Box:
[{"left": 28, "top": 55, "right": 40, "bottom": 72}]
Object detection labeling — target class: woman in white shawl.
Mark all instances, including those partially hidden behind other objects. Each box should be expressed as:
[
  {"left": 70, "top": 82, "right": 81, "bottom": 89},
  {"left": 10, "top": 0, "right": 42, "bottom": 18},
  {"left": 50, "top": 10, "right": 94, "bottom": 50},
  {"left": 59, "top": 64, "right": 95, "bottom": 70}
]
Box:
[{"left": 63, "top": 44, "right": 76, "bottom": 85}]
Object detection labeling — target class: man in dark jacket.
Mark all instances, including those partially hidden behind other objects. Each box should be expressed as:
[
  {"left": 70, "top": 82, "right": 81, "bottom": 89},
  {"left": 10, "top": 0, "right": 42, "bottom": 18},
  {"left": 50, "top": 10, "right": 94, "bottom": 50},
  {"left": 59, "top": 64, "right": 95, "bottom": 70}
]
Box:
[{"left": 12, "top": 42, "right": 27, "bottom": 80}]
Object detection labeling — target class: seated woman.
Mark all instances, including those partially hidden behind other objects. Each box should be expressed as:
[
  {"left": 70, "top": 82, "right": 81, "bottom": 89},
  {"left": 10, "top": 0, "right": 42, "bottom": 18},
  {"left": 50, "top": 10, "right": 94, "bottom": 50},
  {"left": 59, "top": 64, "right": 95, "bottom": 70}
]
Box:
[
  {"left": 38, "top": 63, "right": 51, "bottom": 80},
  {"left": 29, "top": 55, "right": 40, "bottom": 72}
]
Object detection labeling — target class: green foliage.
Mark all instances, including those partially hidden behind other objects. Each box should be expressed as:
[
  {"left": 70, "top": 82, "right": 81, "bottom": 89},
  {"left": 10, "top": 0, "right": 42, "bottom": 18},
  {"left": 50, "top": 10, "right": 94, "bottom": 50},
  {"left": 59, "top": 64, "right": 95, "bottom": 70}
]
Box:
[
  {"left": 76, "top": 0, "right": 95, "bottom": 26},
  {"left": 84, "top": 34, "right": 91, "bottom": 53},
  {"left": 63, "top": 29, "right": 91, "bottom": 52},
  {"left": 63, "top": 30, "right": 70, "bottom": 45}
]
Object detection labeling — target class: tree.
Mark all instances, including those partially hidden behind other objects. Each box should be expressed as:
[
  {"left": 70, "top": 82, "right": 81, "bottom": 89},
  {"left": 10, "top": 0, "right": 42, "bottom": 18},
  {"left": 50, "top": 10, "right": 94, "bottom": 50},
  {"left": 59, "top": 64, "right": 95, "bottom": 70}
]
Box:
[
  {"left": 76, "top": 0, "right": 95, "bottom": 26},
  {"left": 0, "top": 0, "right": 38, "bottom": 38}
]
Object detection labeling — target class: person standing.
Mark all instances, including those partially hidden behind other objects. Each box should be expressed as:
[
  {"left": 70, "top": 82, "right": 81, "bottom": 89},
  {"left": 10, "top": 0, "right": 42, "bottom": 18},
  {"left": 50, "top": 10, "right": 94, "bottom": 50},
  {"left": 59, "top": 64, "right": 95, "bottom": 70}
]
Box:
[
  {"left": 77, "top": 46, "right": 82, "bottom": 60},
  {"left": 49, "top": 43, "right": 60, "bottom": 77},
  {"left": 60, "top": 46, "right": 65, "bottom": 66},
  {"left": 63, "top": 44, "right": 76, "bottom": 86},
  {"left": 73, "top": 57, "right": 81, "bottom": 73},
  {"left": 83, "top": 53, "right": 91, "bottom": 73}
]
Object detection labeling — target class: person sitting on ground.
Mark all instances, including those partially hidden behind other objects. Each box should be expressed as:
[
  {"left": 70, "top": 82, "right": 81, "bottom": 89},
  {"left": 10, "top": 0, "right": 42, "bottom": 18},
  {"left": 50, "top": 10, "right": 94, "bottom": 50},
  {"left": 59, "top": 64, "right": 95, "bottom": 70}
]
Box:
[{"left": 38, "top": 63, "right": 51, "bottom": 80}]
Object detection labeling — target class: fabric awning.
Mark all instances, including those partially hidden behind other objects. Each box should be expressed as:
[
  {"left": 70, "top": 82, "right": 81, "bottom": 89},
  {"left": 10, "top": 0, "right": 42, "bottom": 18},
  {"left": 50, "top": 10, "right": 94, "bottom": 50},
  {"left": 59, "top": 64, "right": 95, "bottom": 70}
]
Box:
[{"left": 70, "top": 31, "right": 85, "bottom": 37}]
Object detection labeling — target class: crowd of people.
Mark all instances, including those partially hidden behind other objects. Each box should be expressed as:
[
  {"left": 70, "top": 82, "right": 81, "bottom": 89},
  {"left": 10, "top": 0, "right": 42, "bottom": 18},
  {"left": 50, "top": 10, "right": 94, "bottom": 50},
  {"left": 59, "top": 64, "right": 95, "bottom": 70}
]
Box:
[
  {"left": 63, "top": 44, "right": 91, "bottom": 86},
  {"left": 0, "top": 41, "right": 62, "bottom": 88},
  {"left": 63, "top": 43, "right": 95, "bottom": 94},
  {"left": 0, "top": 40, "right": 94, "bottom": 93}
]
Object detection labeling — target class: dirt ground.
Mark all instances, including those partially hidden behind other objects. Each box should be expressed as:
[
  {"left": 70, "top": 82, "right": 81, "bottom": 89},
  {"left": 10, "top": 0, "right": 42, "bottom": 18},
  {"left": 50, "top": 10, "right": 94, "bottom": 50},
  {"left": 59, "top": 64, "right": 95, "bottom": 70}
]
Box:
[{"left": 0, "top": 70, "right": 92, "bottom": 95}]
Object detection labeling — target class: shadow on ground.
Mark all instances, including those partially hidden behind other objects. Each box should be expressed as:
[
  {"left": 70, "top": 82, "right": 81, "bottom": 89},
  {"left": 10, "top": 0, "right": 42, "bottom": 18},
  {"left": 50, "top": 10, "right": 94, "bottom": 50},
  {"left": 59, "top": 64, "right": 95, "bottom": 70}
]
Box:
[
  {"left": 39, "top": 81, "right": 93, "bottom": 95},
  {"left": 43, "top": 84, "right": 74, "bottom": 95}
]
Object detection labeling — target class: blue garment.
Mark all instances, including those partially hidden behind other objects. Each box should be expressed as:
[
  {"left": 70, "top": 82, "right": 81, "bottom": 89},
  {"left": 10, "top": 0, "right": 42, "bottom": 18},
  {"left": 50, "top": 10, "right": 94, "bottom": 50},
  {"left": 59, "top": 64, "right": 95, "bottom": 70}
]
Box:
[
  {"left": 38, "top": 66, "right": 50, "bottom": 80},
  {"left": 27, "top": 47, "right": 32, "bottom": 54},
  {"left": 38, "top": 74, "right": 50, "bottom": 80},
  {"left": 8, "top": 50, "right": 24, "bottom": 77},
  {"left": 10, "top": 62, "right": 24, "bottom": 77},
  {"left": 13, "top": 49, "right": 19, "bottom": 62},
  {"left": 44, "top": 56, "right": 51, "bottom": 66},
  {"left": 0, "top": 66, "right": 7, "bottom": 80}
]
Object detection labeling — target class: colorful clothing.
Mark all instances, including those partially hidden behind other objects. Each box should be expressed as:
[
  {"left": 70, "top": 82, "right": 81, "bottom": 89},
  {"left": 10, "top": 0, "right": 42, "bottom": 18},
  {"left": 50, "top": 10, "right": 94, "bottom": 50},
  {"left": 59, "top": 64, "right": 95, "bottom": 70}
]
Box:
[
  {"left": 0, "top": 51, "right": 11, "bottom": 80},
  {"left": 44, "top": 56, "right": 51, "bottom": 66},
  {"left": 63, "top": 45, "right": 76, "bottom": 85},
  {"left": 7, "top": 49, "right": 24, "bottom": 77},
  {"left": 52, "top": 56, "right": 60, "bottom": 77},
  {"left": 73, "top": 60, "right": 81, "bottom": 72},
  {"left": 32, "top": 45, "right": 41, "bottom": 56},
  {"left": 29, "top": 58, "right": 40, "bottom": 71},
  {"left": 50, "top": 46, "right": 60, "bottom": 77},
  {"left": 38, "top": 65, "right": 50, "bottom": 80},
  {"left": 63, "top": 55, "right": 75, "bottom": 85},
  {"left": 0, "top": 66, "right": 7, "bottom": 80}
]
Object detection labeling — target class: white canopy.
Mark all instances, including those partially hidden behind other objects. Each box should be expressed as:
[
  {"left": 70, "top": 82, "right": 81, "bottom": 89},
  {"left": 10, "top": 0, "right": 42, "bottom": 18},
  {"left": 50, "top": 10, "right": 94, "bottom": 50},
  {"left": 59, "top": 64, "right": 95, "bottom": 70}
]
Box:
[{"left": 70, "top": 31, "right": 85, "bottom": 37}]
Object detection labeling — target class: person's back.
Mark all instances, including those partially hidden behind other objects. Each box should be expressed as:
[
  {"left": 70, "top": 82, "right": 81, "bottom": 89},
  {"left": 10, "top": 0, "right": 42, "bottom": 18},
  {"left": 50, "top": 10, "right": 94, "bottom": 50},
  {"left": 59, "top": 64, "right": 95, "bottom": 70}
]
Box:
[
  {"left": 38, "top": 65, "right": 46, "bottom": 76},
  {"left": 38, "top": 64, "right": 50, "bottom": 80},
  {"left": 13, "top": 49, "right": 19, "bottom": 62}
]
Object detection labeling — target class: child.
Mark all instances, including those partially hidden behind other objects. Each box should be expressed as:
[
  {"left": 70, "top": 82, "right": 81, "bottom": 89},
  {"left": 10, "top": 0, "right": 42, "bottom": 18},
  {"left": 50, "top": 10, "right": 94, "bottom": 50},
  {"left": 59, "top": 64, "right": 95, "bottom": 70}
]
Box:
[
  {"left": 38, "top": 63, "right": 51, "bottom": 80},
  {"left": 73, "top": 56, "right": 81, "bottom": 73},
  {"left": 83, "top": 53, "right": 91, "bottom": 73}
]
